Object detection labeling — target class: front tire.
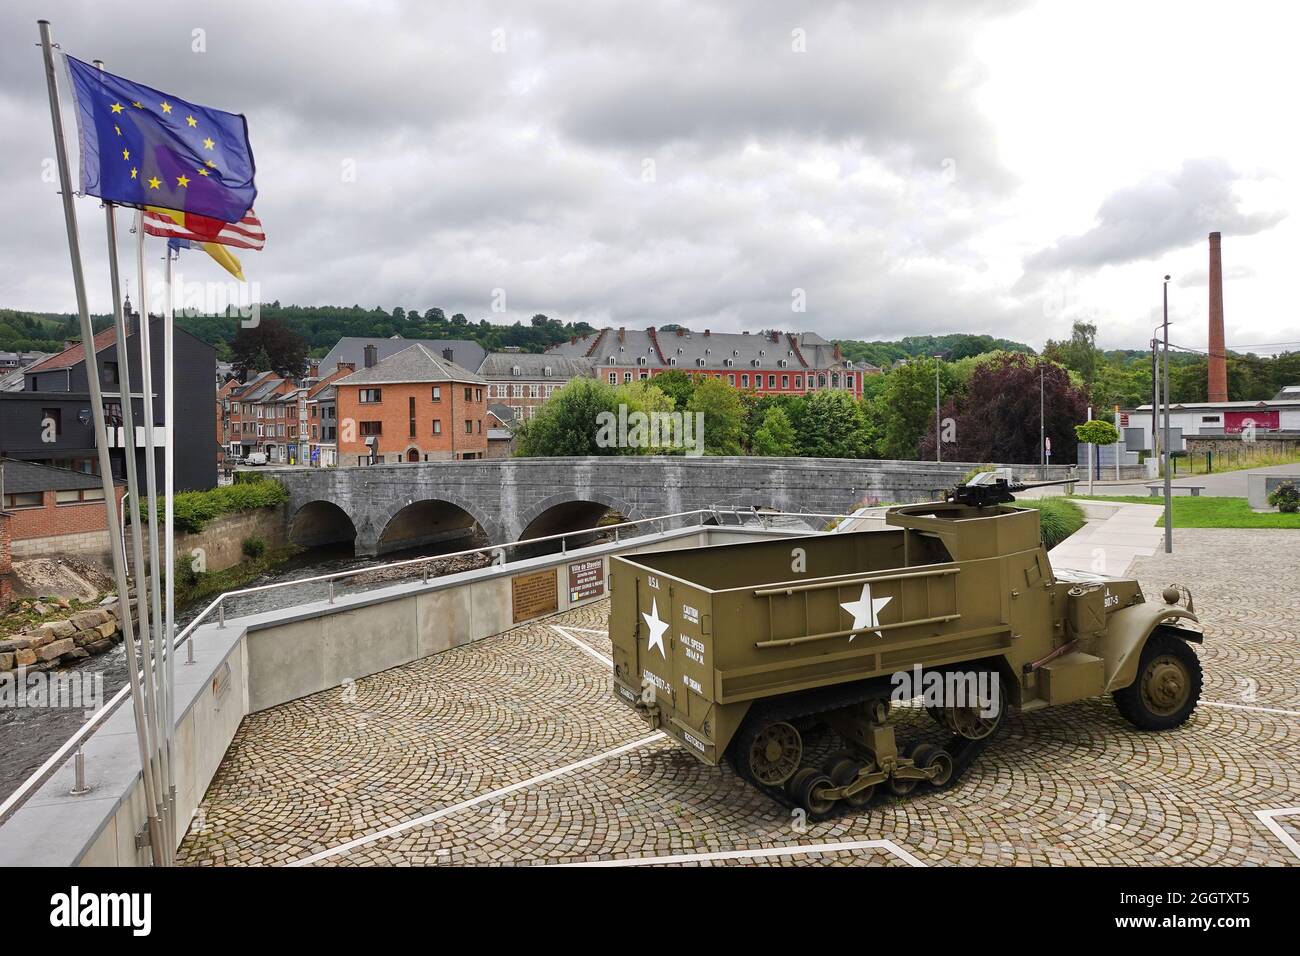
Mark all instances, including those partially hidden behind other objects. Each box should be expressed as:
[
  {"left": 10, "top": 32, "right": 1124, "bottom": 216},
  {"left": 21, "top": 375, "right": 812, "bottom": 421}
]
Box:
[{"left": 1113, "top": 630, "right": 1202, "bottom": 730}]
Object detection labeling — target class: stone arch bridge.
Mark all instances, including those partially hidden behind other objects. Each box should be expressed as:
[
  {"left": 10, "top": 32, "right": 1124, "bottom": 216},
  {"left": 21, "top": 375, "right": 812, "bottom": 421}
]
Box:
[{"left": 275, "top": 456, "right": 986, "bottom": 556}]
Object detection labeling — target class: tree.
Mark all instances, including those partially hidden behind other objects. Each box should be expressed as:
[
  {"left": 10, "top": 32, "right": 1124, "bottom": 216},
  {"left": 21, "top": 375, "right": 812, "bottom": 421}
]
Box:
[
  {"left": 751, "top": 406, "right": 799, "bottom": 456},
  {"left": 514, "top": 377, "right": 618, "bottom": 457},
  {"left": 875, "top": 357, "right": 959, "bottom": 460},
  {"left": 686, "top": 377, "right": 744, "bottom": 455},
  {"left": 612, "top": 381, "right": 676, "bottom": 454},
  {"left": 1075, "top": 419, "right": 1120, "bottom": 446},
  {"left": 925, "top": 353, "right": 1087, "bottom": 464},
  {"left": 649, "top": 369, "right": 696, "bottom": 410},
  {"left": 1044, "top": 320, "right": 1100, "bottom": 386},
  {"left": 796, "top": 390, "right": 875, "bottom": 459},
  {"left": 231, "top": 318, "right": 307, "bottom": 379}
]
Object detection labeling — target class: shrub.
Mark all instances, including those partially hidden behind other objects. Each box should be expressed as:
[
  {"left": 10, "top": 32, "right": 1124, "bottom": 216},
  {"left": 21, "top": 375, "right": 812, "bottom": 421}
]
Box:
[
  {"left": 1268, "top": 481, "right": 1300, "bottom": 513},
  {"left": 1020, "top": 497, "right": 1086, "bottom": 550},
  {"left": 962, "top": 464, "right": 996, "bottom": 483},
  {"left": 242, "top": 535, "right": 266, "bottom": 559},
  {"left": 143, "top": 479, "right": 288, "bottom": 534}
]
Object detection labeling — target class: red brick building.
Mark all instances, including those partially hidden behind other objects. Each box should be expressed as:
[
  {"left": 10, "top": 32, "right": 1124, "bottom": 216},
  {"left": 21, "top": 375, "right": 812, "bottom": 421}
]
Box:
[
  {"left": 547, "top": 327, "right": 875, "bottom": 397},
  {"left": 0, "top": 458, "right": 126, "bottom": 561},
  {"left": 334, "top": 345, "right": 488, "bottom": 465}
]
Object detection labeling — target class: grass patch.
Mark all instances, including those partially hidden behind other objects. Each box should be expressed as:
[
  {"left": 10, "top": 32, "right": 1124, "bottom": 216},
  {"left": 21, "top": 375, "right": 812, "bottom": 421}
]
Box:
[
  {"left": 1166, "top": 449, "right": 1300, "bottom": 477},
  {"left": 1070, "top": 495, "right": 1300, "bottom": 529},
  {"left": 1019, "top": 497, "right": 1086, "bottom": 549}
]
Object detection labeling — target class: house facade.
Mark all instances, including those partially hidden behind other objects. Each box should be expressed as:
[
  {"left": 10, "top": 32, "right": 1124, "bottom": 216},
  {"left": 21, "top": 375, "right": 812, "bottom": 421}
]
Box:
[
  {"left": 546, "top": 326, "right": 872, "bottom": 397},
  {"left": 0, "top": 458, "right": 126, "bottom": 561},
  {"left": 479, "top": 352, "right": 593, "bottom": 423},
  {"left": 333, "top": 344, "right": 489, "bottom": 465}
]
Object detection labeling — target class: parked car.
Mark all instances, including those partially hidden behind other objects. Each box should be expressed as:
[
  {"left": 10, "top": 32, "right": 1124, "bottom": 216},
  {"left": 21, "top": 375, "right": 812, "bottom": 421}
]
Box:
[{"left": 245, "top": 452, "right": 268, "bottom": 466}]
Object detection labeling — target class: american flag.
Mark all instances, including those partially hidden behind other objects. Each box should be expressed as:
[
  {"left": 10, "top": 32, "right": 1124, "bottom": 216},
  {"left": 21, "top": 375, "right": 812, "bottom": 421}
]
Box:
[{"left": 142, "top": 206, "right": 265, "bottom": 250}]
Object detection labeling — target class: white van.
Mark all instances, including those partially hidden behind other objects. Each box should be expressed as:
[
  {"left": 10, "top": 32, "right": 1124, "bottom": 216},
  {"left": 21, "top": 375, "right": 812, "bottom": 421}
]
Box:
[{"left": 246, "top": 451, "right": 269, "bottom": 466}]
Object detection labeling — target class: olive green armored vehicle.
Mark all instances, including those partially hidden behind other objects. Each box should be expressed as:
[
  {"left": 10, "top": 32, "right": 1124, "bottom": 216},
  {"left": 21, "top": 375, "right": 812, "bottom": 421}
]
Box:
[{"left": 609, "top": 479, "right": 1203, "bottom": 816}]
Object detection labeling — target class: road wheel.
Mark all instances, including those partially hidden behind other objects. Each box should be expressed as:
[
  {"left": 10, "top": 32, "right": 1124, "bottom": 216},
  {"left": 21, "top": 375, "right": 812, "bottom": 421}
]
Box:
[
  {"left": 886, "top": 772, "right": 919, "bottom": 797},
  {"left": 910, "top": 743, "right": 954, "bottom": 787},
  {"left": 1113, "top": 630, "right": 1202, "bottom": 730},
  {"left": 829, "top": 758, "right": 876, "bottom": 809},
  {"left": 734, "top": 718, "right": 803, "bottom": 786},
  {"left": 789, "top": 768, "right": 837, "bottom": 815}
]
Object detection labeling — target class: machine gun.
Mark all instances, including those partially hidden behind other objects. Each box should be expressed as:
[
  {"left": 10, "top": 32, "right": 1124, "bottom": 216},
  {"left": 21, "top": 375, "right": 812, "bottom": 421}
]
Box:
[{"left": 945, "top": 472, "right": 1079, "bottom": 508}]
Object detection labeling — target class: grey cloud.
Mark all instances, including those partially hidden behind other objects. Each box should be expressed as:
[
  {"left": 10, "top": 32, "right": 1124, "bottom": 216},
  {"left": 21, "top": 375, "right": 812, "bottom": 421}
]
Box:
[{"left": 1023, "top": 158, "right": 1285, "bottom": 274}]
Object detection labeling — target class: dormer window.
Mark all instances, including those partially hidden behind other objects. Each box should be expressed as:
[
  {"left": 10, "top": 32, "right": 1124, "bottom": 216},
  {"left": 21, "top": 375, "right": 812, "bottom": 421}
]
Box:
[
  {"left": 696, "top": 358, "right": 706, "bottom": 367},
  {"left": 668, "top": 357, "right": 678, "bottom": 366},
  {"left": 724, "top": 358, "right": 734, "bottom": 367},
  {"left": 543, "top": 366, "right": 553, "bottom": 377},
  {"left": 511, "top": 365, "right": 521, "bottom": 376},
  {"left": 637, "top": 356, "right": 647, "bottom": 366},
  {"left": 779, "top": 359, "right": 788, "bottom": 368}
]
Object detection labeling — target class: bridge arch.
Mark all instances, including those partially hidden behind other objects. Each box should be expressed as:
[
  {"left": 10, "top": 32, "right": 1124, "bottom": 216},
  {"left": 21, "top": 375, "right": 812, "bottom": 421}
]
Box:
[
  {"left": 515, "top": 491, "right": 644, "bottom": 545},
  {"left": 374, "top": 493, "right": 497, "bottom": 556},
  {"left": 288, "top": 500, "right": 358, "bottom": 551}
]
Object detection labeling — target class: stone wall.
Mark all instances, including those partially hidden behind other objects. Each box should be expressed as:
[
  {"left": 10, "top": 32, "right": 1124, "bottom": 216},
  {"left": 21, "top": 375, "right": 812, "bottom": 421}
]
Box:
[
  {"left": 124, "top": 504, "right": 290, "bottom": 574},
  {"left": 1185, "top": 436, "right": 1300, "bottom": 461},
  {"left": 276, "top": 456, "right": 1080, "bottom": 555}
]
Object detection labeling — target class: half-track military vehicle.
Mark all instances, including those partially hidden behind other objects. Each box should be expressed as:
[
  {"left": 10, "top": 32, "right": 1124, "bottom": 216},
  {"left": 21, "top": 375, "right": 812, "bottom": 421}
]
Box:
[{"left": 609, "top": 479, "right": 1203, "bottom": 816}]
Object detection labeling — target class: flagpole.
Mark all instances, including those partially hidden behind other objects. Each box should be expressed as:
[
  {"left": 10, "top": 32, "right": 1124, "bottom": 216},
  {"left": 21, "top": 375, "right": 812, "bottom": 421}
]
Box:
[
  {"left": 163, "top": 243, "right": 179, "bottom": 848},
  {"left": 38, "top": 21, "right": 166, "bottom": 866},
  {"left": 134, "top": 208, "right": 176, "bottom": 862}
]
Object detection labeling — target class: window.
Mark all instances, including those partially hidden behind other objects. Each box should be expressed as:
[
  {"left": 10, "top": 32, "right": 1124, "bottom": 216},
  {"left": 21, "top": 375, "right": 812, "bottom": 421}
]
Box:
[
  {"left": 477, "top": 419, "right": 482, "bottom": 434},
  {"left": 409, "top": 396, "right": 416, "bottom": 437},
  {"left": 741, "top": 374, "right": 749, "bottom": 388},
  {"left": 511, "top": 384, "right": 523, "bottom": 398},
  {"left": 312, "top": 425, "right": 318, "bottom": 439},
  {"left": 639, "top": 372, "right": 648, "bottom": 380},
  {"left": 475, "top": 387, "right": 483, "bottom": 402},
  {"left": 608, "top": 372, "right": 617, "bottom": 385},
  {"left": 464, "top": 419, "right": 473, "bottom": 434},
  {"left": 358, "top": 388, "right": 382, "bottom": 403},
  {"left": 433, "top": 419, "right": 442, "bottom": 435},
  {"left": 432, "top": 386, "right": 442, "bottom": 402},
  {"left": 40, "top": 407, "right": 62, "bottom": 435},
  {"left": 768, "top": 375, "right": 776, "bottom": 388},
  {"left": 3, "top": 492, "right": 43, "bottom": 509},
  {"left": 781, "top": 375, "right": 789, "bottom": 388},
  {"left": 360, "top": 421, "right": 382, "bottom": 436},
  {"left": 623, "top": 372, "right": 632, "bottom": 383},
  {"left": 464, "top": 387, "right": 473, "bottom": 401},
  {"left": 728, "top": 374, "right": 736, "bottom": 386},
  {"left": 102, "top": 362, "right": 119, "bottom": 386},
  {"left": 56, "top": 488, "right": 104, "bottom": 504},
  {"left": 528, "top": 385, "right": 539, "bottom": 398},
  {"left": 795, "top": 375, "right": 803, "bottom": 389}
]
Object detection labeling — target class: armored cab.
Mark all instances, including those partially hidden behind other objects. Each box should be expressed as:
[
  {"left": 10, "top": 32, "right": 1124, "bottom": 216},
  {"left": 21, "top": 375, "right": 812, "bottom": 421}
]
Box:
[{"left": 609, "top": 489, "right": 1203, "bottom": 816}]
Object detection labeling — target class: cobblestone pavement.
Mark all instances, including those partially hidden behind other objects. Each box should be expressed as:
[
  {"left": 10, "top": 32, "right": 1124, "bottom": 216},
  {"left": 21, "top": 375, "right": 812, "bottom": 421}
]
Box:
[{"left": 178, "top": 529, "right": 1299, "bottom": 867}]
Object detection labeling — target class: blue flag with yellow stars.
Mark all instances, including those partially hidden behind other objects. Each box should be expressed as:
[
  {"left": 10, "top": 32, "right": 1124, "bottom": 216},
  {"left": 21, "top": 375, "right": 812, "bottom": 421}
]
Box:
[{"left": 62, "top": 55, "right": 256, "bottom": 223}]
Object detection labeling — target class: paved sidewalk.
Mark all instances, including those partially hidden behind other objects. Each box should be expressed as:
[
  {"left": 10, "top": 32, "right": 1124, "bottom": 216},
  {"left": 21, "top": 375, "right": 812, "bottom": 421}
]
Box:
[{"left": 1048, "top": 500, "right": 1164, "bottom": 576}]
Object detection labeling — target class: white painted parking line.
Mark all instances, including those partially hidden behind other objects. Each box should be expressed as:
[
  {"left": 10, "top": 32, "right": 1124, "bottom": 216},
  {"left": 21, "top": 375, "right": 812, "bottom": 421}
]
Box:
[
  {"left": 553, "top": 839, "right": 926, "bottom": 868},
  {"left": 561, "top": 626, "right": 610, "bottom": 635},
  {"left": 550, "top": 624, "right": 612, "bottom": 667},
  {"left": 1201, "top": 700, "right": 1300, "bottom": 717},
  {"left": 288, "top": 732, "right": 665, "bottom": 866},
  {"left": 1253, "top": 808, "right": 1300, "bottom": 862}
]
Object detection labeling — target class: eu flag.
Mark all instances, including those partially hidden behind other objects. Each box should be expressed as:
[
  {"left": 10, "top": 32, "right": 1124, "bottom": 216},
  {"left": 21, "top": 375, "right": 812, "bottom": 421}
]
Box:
[{"left": 63, "top": 55, "right": 256, "bottom": 223}]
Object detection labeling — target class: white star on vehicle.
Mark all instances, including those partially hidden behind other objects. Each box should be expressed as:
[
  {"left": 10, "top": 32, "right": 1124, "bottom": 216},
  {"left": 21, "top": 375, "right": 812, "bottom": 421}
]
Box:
[
  {"left": 642, "top": 598, "right": 669, "bottom": 658},
  {"left": 840, "top": 582, "right": 892, "bottom": 641}
]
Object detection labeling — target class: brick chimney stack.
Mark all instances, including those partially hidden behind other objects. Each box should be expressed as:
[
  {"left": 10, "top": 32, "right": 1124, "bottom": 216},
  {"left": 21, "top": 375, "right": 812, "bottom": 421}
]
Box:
[{"left": 1207, "top": 232, "right": 1227, "bottom": 403}]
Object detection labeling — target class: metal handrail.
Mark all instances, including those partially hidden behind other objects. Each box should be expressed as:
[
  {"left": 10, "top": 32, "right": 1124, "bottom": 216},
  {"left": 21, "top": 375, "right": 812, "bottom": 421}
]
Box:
[{"left": 0, "top": 505, "right": 849, "bottom": 828}]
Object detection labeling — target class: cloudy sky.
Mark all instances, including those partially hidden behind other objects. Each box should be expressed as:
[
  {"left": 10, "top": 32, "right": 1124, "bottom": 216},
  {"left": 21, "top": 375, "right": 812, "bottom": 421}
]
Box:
[{"left": 2, "top": 0, "right": 1296, "bottom": 352}]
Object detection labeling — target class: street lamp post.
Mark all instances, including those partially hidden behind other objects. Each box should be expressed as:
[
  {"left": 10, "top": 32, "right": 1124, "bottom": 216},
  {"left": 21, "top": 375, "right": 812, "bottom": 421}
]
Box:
[{"left": 934, "top": 357, "right": 942, "bottom": 463}]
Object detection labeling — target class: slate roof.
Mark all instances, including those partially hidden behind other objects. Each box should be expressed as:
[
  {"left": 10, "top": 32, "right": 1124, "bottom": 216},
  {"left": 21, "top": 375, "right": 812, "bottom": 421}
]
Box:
[
  {"left": 1, "top": 458, "right": 122, "bottom": 494},
  {"left": 546, "top": 327, "right": 855, "bottom": 370},
  {"left": 479, "top": 353, "right": 593, "bottom": 380},
  {"left": 25, "top": 327, "right": 119, "bottom": 373},
  {"left": 320, "top": 337, "right": 486, "bottom": 376},
  {"left": 335, "top": 344, "right": 485, "bottom": 386}
]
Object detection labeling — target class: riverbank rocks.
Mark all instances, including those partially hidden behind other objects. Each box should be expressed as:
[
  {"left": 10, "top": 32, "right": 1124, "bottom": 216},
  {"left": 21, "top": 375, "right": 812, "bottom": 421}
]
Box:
[
  {"left": 0, "top": 601, "right": 126, "bottom": 673},
  {"left": 70, "top": 608, "right": 111, "bottom": 630}
]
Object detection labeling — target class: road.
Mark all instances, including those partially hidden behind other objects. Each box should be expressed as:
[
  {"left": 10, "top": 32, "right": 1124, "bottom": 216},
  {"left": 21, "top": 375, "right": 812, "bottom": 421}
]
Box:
[{"left": 1084, "top": 461, "right": 1300, "bottom": 498}]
